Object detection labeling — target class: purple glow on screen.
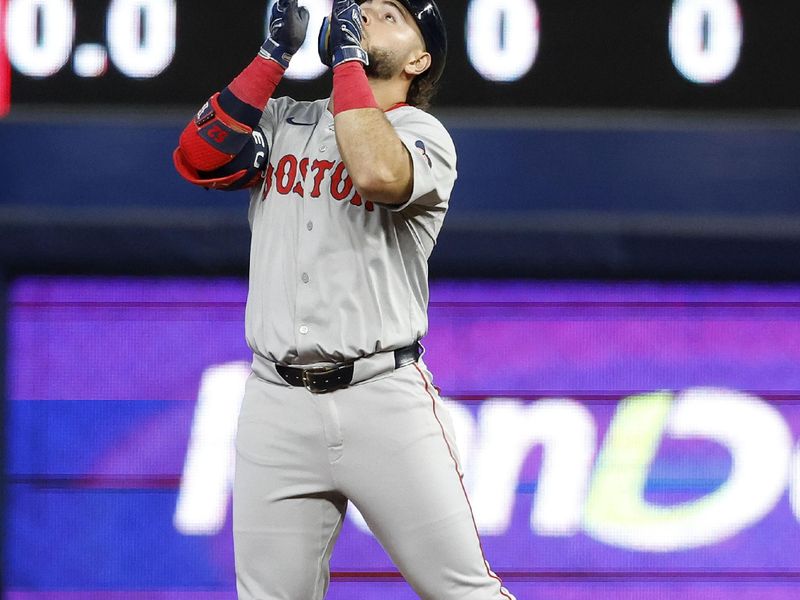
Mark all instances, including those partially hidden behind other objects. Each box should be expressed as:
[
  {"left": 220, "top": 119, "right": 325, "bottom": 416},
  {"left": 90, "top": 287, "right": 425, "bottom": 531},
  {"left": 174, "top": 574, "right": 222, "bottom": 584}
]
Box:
[
  {"left": 6, "top": 277, "right": 800, "bottom": 598},
  {"left": 6, "top": 582, "right": 800, "bottom": 600}
]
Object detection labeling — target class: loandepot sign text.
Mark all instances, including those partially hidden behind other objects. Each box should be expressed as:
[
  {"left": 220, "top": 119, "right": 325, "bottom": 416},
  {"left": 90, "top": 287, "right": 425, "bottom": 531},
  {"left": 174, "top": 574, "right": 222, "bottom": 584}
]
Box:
[{"left": 173, "top": 362, "right": 800, "bottom": 553}]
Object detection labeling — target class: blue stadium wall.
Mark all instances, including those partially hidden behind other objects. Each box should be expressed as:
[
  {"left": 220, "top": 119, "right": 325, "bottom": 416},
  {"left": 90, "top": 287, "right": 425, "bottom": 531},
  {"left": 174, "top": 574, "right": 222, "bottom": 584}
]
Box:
[{"left": 1, "top": 112, "right": 799, "bottom": 280}]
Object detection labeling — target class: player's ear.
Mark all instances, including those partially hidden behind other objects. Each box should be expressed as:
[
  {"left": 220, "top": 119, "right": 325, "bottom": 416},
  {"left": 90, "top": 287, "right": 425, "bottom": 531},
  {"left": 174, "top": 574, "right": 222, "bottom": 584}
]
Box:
[{"left": 405, "top": 51, "right": 431, "bottom": 78}]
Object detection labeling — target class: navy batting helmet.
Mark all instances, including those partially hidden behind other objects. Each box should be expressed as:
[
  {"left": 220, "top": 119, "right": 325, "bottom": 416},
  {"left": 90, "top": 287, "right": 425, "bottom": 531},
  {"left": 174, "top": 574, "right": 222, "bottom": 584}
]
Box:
[{"left": 394, "top": 0, "right": 448, "bottom": 84}]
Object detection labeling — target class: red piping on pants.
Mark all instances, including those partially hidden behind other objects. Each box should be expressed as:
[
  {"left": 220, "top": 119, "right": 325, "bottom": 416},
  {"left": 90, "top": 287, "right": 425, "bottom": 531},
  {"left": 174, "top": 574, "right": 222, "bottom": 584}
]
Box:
[{"left": 413, "top": 363, "right": 513, "bottom": 600}]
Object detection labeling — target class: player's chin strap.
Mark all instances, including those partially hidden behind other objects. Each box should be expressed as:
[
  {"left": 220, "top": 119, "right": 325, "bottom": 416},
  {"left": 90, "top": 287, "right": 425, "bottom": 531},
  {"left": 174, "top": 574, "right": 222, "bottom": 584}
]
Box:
[{"left": 274, "top": 341, "right": 422, "bottom": 394}]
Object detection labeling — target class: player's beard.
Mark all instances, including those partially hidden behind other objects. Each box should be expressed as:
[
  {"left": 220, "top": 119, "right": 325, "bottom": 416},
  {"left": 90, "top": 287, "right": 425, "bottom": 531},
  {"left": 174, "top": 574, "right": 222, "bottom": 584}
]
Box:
[{"left": 365, "top": 47, "right": 404, "bottom": 80}]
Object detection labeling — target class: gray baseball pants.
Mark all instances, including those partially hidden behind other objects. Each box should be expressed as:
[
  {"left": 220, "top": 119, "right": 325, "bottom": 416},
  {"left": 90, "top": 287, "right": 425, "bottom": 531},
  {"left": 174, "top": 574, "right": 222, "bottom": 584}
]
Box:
[{"left": 233, "top": 358, "right": 514, "bottom": 600}]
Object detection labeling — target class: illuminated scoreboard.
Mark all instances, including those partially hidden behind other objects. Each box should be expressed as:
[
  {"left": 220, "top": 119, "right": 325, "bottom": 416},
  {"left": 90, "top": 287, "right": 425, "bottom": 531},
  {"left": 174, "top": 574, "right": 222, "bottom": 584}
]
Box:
[{"left": 2, "top": 0, "right": 800, "bottom": 112}]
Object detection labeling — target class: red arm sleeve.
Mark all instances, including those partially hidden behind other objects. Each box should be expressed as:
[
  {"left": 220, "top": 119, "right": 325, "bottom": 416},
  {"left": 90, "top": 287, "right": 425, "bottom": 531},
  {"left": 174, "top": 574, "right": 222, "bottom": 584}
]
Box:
[{"left": 174, "top": 56, "right": 285, "bottom": 182}]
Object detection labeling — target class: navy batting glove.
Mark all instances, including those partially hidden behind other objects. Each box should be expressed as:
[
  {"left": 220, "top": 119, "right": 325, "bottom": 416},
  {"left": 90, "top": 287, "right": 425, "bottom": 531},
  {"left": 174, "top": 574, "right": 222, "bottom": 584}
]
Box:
[
  {"left": 318, "top": 0, "right": 368, "bottom": 68},
  {"left": 261, "top": 0, "right": 310, "bottom": 69}
]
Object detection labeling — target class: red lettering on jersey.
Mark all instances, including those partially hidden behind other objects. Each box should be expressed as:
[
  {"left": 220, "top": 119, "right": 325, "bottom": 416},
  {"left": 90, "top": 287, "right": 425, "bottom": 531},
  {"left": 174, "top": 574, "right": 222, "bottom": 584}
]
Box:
[
  {"left": 262, "top": 162, "right": 275, "bottom": 200},
  {"left": 275, "top": 155, "right": 298, "bottom": 195},
  {"left": 310, "top": 160, "right": 335, "bottom": 198},
  {"left": 264, "top": 157, "right": 377, "bottom": 213},
  {"left": 331, "top": 162, "right": 353, "bottom": 202},
  {"left": 350, "top": 192, "right": 374, "bottom": 212},
  {"left": 293, "top": 157, "right": 309, "bottom": 197}
]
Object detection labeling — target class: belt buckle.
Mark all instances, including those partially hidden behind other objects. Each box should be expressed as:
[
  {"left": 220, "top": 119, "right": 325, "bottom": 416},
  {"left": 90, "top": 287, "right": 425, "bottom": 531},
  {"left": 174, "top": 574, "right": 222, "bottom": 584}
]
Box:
[{"left": 302, "top": 366, "right": 339, "bottom": 394}]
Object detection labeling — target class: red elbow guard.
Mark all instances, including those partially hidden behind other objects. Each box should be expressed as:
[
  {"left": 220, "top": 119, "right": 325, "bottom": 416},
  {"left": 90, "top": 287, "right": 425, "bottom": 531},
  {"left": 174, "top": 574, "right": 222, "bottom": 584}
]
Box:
[
  {"left": 178, "top": 93, "right": 255, "bottom": 172},
  {"left": 172, "top": 147, "right": 245, "bottom": 190},
  {"left": 174, "top": 126, "right": 270, "bottom": 192}
]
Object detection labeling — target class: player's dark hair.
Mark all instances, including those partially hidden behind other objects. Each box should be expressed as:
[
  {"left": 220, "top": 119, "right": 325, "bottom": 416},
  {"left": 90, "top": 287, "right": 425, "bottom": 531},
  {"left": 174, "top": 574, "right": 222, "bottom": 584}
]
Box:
[{"left": 407, "top": 74, "right": 439, "bottom": 111}]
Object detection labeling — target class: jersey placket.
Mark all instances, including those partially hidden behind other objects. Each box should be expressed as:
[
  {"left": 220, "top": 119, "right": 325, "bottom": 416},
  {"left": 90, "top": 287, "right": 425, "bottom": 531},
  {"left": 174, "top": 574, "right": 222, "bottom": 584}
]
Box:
[{"left": 293, "top": 115, "right": 335, "bottom": 358}]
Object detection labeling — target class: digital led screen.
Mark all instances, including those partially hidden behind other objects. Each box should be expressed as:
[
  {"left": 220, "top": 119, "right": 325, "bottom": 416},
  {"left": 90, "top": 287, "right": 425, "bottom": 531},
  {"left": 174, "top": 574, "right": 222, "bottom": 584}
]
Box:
[
  {"left": 5, "top": 277, "right": 800, "bottom": 599},
  {"left": 3, "top": 0, "right": 800, "bottom": 111}
]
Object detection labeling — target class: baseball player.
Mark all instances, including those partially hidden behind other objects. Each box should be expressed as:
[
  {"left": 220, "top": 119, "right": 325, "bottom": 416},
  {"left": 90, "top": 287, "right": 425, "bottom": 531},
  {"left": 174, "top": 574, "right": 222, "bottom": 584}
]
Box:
[{"left": 174, "top": 1, "right": 514, "bottom": 598}]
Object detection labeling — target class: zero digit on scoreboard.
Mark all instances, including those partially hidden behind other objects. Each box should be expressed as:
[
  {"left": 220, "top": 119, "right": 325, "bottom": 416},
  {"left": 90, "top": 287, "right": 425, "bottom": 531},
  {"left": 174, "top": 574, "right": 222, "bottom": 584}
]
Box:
[{"left": 4, "top": 0, "right": 176, "bottom": 80}]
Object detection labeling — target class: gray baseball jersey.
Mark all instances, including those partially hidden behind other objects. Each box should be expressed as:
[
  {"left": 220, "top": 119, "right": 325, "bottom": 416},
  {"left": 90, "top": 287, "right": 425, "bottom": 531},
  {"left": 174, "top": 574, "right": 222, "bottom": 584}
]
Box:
[
  {"left": 234, "top": 95, "right": 515, "bottom": 600},
  {"left": 245, "top": 96, "right": 456, "bottom": 366}
]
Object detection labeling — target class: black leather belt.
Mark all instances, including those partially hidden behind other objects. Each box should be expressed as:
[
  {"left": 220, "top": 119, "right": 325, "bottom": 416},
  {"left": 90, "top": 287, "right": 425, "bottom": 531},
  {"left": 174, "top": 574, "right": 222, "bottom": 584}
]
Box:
[{"left": 275, "top": 341, "right": 422, "bottom": 394}]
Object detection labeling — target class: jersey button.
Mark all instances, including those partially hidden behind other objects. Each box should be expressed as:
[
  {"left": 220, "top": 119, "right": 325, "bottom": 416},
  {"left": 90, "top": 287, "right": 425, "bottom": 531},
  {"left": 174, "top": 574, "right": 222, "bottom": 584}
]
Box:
[
  {"left": 319, "top": 145, "right": 328, "bottom": 153},
  {"left": 301, "top": 273, "right": 310, "bottom": 284},
  {"left": 299, "top": 325, "right": 309, "bottom": 335},
  {"left": 306, "top": 221, "right": 314, "bottom": 231}
]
